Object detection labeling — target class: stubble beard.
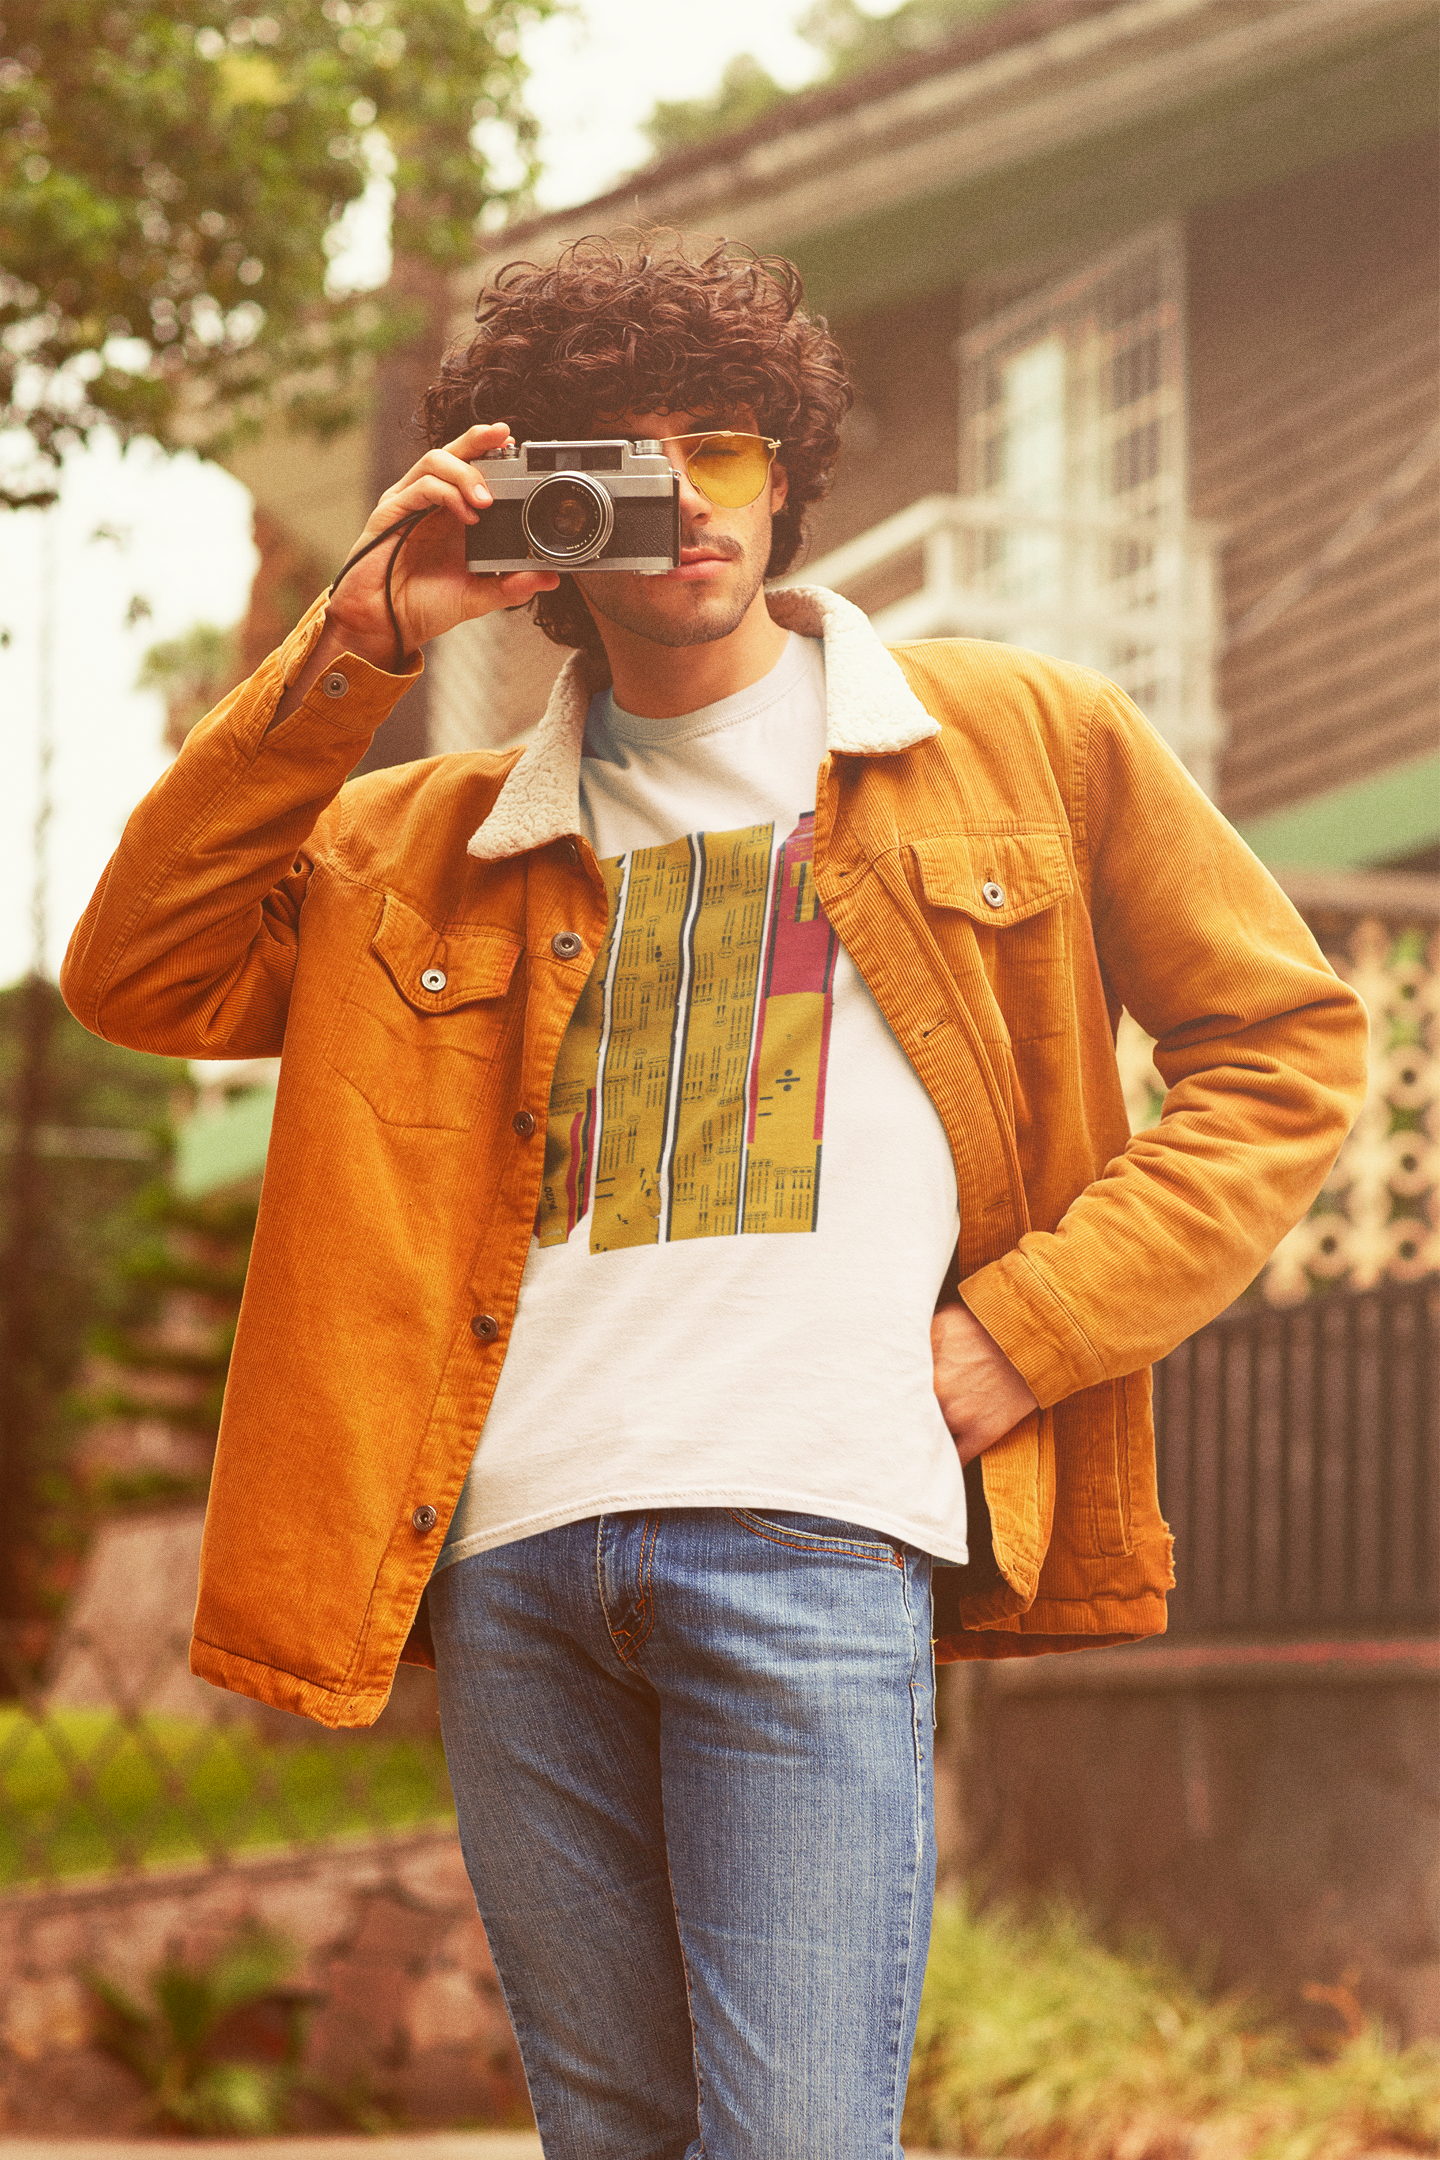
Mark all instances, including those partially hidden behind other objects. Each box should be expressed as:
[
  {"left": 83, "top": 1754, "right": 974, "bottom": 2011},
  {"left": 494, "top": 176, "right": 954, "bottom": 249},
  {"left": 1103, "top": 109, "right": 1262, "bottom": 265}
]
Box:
[{"left": 573, "top": 527, "right": 768, "bottom": 650}]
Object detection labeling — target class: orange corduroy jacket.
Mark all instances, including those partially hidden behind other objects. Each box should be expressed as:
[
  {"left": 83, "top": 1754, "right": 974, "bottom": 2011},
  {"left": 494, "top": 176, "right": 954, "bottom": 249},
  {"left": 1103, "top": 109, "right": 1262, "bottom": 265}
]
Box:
[{"left": 61, "top": 585, "right": 1367, "bottom": 1727}]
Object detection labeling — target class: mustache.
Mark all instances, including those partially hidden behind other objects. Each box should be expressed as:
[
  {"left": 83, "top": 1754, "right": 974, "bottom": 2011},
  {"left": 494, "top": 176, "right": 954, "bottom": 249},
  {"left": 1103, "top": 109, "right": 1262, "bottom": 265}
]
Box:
[{"left": 679, "top": 529, "right": 743, "bottom": 558}]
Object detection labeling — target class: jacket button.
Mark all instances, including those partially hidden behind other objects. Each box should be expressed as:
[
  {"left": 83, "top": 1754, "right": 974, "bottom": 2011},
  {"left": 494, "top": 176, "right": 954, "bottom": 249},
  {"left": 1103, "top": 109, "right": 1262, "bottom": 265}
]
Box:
[
  {"left": 322, "top": 671, "right": 349, "bottom": 699},
  {"left": 420, "top": 967, "right": 447, "bottom": 992},
  {"left": 470, "top": 1313, "right": 500, "bottom": 1341},
  {"left": 564, "top": 840, "right": 580, "bottom": 863},
  {"left": 512, "top": 1110, "right": 536, "bottom": 1137},
  {"left": 551, "top": 929, "right": 584, "bottom": 960},
  {"left": 982, "top": 881, "right": 1007, "bottom": 909},
  {"left": 411, "top": 1505, "right": 438, "bottom": 1533}
]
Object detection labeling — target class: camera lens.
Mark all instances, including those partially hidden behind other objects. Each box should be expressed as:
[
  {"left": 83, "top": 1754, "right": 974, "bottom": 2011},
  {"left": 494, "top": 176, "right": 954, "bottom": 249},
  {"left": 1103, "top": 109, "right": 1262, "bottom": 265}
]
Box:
[{"left": 522, "top": 473, "right": 613, "bottom": 561}]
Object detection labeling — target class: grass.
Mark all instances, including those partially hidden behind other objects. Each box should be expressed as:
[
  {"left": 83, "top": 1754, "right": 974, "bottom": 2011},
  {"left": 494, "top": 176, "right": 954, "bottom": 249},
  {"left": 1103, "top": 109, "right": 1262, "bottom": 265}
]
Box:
[
  {"left": 0, "top": 1707, "right": 454, "bottom": 1883},
  {"left": 904, "top": 1898, "right": 1440, "bottom": 2160},
  {"left": 3, "top": 1726, "right": 1437, "bottom": 2154}
]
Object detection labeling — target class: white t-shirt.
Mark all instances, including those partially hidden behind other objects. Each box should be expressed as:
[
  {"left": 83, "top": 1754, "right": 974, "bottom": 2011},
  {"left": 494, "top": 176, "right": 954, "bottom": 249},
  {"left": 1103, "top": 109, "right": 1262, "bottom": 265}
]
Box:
[{"left": 436, "top": 631, "right": 969, "bottom": 1568}]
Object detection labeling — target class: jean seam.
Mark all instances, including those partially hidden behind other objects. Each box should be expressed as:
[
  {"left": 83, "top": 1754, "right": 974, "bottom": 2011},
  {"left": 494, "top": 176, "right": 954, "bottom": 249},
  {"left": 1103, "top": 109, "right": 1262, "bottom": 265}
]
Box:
[
  {"left": 724, "top": 1507, "right": 904, "bottom": 1567},
  {"left": 599, "top": 1511, "right": 658, "bottom": 1668},
  {"left": 886, "top": 1553, "right": 928, "bottom": 2158},
  {"left": 659, "top": 1774, "right": 706, "bottom": 2160}
]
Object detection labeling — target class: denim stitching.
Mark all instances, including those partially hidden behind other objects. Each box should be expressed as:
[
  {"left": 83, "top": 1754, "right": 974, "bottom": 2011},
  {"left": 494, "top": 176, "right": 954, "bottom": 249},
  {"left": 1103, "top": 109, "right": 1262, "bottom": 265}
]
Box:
[
  {"left": 635, "top": 1509, "right": 660, "bottom": 1660},
  {"left": 605, "top": 1511, "right": 657, "bottom": 1667},
  {"left": 725, "top": 1507, "right": 903, "bottom": 1567},
  {"left": 886, "top": 1551, "right": 929, "bottom": 2159},
  {"left": 660, "top": 1796, "right": 707, "bottom": 2160}
]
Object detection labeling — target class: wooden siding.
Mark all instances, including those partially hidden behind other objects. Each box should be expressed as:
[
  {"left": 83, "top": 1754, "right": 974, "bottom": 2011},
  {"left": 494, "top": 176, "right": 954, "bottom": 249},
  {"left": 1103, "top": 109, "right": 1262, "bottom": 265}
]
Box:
[
  {"left": 803, "top": 288, "right": 965, "bottom": 563},
  {"left": 1189, "top": 135, "right": 1440, "bottom": 828}
]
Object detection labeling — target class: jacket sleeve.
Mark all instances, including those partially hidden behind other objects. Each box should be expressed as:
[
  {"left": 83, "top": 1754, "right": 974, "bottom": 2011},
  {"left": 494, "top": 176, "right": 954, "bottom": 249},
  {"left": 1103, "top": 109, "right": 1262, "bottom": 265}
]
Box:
[
  {"left": 60, "top": 600, "right": 420, "bottom": 1060},
  {"left": 960, "top": 677, "right": 1370, "bottom": 1403}
]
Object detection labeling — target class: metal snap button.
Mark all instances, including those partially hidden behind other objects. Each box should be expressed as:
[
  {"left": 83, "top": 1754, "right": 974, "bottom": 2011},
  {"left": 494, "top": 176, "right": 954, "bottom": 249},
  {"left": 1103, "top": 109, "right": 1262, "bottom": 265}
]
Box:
[
  {"left": 411, "top": 1504, "right": 438, "bottom": 1533},
  {"left": 470, "top": 1313, "right": 500, "bottom": 1341},
  {"left": 420, "top": 967, "right": 447, "bottom": 992},
  {"left": 512, "top": 1110, "right": 536, "bottom": 1137},
  {"left": 551, "top": 930, "right": 583, "bottom": 960},
  {"left": 563, "top": 840, "right": 580, "bottom": 863},
  {"left": 322, "top": 671, "right": 349, "bottom": 699},
  {"left": 982, "top": 881, "right": 1007, "bottom": 909}
]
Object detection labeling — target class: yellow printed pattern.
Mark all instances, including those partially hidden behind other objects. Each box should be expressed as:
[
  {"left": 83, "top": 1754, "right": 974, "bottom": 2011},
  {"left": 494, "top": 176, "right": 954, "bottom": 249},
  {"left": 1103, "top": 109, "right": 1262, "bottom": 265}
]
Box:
[
  {"left": 538, "top": 817, "right": 837, "bottom": 1253},
  {"left": 590, "top": 838, "right": 694, "bottom": 1252},
  {"left": 668, "top": 824, "right": 773, "bottom": 1241}
]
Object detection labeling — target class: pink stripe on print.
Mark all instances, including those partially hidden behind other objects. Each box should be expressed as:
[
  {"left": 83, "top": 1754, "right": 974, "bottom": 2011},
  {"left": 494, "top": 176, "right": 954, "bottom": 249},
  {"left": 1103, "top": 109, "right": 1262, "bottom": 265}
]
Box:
[
  {"left": 745, "top": 815, "right": 838, "bottom": 1154},
  {"left": 564, "top": 1094, "right": 594, "bottom": 1238}
]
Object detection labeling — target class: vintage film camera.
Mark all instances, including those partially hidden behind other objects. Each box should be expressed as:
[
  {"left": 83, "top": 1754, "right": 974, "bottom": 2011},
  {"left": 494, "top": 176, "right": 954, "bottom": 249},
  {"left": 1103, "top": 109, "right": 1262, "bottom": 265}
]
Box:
[{"left": 465, "top": 438, "right": 680, "bottom": 575}]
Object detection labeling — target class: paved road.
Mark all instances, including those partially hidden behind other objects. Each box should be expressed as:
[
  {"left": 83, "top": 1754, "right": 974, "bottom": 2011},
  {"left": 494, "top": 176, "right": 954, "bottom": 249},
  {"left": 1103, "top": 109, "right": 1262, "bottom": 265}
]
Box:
[
  {"left": 0, "top": 2141, "right": 979, "bottom": 2159},
  {"left": 0, "top": 2133, "right": 1414, "bottom": 2160}
]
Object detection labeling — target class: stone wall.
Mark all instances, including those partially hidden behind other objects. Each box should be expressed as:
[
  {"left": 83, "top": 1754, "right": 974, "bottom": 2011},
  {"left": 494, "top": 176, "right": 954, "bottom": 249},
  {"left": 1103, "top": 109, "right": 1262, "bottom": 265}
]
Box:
[
  {"left": 940, "top": 1640, "right": 1440, "bottom": 2046},
  {"left": 0, "top": 1825, "right": 528, "bottom": 2136}
]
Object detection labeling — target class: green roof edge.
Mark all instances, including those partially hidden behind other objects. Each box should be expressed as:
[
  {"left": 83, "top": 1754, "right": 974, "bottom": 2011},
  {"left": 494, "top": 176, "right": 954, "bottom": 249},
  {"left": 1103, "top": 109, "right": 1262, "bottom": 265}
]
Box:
[{"left": 1235, "top": 753, "right": 1440, "bottom": 872}]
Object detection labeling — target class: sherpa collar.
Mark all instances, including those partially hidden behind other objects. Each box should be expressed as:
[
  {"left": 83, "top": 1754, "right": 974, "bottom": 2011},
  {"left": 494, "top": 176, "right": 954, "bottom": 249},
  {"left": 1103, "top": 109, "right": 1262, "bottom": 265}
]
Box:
[{"left": 465, "top": 583, "right": 940, "bottom": 862}]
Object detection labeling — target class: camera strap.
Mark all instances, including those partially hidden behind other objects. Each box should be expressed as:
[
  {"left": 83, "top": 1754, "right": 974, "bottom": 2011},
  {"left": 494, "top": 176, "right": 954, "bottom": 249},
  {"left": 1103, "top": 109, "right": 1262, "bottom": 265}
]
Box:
[{"left": 328, "top": 506, "right": 437, "bottom": 672}]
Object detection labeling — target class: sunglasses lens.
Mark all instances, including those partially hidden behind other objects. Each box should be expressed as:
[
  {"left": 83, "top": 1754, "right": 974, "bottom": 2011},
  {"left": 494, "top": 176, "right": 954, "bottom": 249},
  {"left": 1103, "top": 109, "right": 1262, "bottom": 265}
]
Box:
[{"left": 684, "top": 433, "right": 773, "bottom": 507}]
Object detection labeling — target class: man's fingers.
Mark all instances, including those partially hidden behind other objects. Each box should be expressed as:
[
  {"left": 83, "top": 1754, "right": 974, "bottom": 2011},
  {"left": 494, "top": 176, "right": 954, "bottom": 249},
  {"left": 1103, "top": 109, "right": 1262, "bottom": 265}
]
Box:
[
  {"left": 474, "top": 568, "right": 560, "bottom": 609},
  {"left": 372, "top": 471, "right": 483, "bottom": 531},
  {"left": 405, "top": 446, "right": 497, "bottom": 502},
  {"left": 498, "top": 568, "right": 560, "bottom": 594},
  {"left": 379, "top": 431, "right": 507, "bottom": 516},
  {"left": 445, "top": 421, "right": 511, "bottom": 457}
]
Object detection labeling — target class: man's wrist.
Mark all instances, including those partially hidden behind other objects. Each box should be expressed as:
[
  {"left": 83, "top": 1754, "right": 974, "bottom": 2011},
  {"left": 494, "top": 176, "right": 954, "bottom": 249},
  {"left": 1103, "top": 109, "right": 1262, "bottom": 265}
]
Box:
[{"left": 321, "top": 605, "right": 404, "bottom": 674}]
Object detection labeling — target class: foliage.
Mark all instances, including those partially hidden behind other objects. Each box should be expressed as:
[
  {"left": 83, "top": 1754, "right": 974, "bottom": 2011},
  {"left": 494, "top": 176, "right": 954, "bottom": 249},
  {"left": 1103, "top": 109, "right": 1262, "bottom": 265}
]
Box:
[
  {"left": 77, "top": 1183, "right": 257, "bottom": 1445},
  {"left": 0, "top": 977, "right": 187, "bottom": 1633},
  {"left": 641, "top": 0, "right": 1013, "bottom": 160},
  {"left": 904, "top": 1896, "right": 1440, "bottom": 2160},
  {"left": 0, "top": 1705, "right": 454, "bottom": 1882},
  {"left": 87, "top": 1922, "right": 308, "bottom": 2134},
  {"left": 643, "top": 53, "right": 792, "bottom": 160},
  {"left": 136, "top": 619, "right": 241, "bottom": 748},
  {"left": 0, "top": 0, "right": 557, "bottom": 507}
]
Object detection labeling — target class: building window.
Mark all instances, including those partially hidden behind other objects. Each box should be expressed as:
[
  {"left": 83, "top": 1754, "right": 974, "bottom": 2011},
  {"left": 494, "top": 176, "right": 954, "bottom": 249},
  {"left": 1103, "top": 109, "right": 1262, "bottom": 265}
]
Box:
[
  {"left": 957, "top": 224, "right": 1221, "bottom": 785},
  {"left": 797, "top": 224, "right": 1224, "bottom": 787}
]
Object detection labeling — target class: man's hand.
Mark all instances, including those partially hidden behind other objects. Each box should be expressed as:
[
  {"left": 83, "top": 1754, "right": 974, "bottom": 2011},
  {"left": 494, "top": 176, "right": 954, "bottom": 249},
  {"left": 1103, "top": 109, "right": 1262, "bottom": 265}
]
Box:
[
  {"left": 271, "top": 423, "right": 560, "bottom": 724},
  {"left": 931, "top": 1302, "right": 1039, "bottom": 1466}
]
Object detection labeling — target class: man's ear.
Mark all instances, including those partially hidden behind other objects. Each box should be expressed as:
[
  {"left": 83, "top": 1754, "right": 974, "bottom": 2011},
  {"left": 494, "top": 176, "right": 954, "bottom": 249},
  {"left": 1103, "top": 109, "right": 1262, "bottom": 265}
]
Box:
[{"left": 770, "top": 463, "right": 789, "bottom": 515}]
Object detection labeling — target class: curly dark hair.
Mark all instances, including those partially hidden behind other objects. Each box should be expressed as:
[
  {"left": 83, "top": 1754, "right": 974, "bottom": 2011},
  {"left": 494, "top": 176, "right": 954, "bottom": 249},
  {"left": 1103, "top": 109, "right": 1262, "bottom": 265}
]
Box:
[{"left": 418, "top": 232, "right": 853, "bottom": 660}]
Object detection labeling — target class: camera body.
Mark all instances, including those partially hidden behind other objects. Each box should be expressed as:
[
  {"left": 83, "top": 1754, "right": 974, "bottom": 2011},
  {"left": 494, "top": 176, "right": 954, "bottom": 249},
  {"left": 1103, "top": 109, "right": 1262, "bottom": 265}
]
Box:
[{"left": 465, "top": 439, "right": 680, "bottom": 575}]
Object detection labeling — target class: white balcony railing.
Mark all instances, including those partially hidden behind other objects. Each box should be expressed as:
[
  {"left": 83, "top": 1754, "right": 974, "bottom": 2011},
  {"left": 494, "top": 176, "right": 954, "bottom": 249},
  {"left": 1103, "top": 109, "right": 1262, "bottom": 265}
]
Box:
[{"left": 789, "top": 495, "right": 1226, "bottom": 793}]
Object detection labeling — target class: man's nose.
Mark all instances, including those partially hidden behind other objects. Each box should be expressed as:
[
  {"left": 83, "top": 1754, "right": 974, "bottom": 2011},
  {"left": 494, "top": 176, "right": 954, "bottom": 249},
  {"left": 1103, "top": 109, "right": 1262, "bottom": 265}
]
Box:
[{"left": 660, "top": 443, "right": 711, "bottom": 522}]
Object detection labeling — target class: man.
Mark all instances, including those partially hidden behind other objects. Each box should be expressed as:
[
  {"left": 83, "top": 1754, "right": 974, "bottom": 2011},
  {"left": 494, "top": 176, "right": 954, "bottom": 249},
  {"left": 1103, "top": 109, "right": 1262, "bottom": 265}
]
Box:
[{"left": 63, "top": 236, "right": 1366, "bottom": 2159}]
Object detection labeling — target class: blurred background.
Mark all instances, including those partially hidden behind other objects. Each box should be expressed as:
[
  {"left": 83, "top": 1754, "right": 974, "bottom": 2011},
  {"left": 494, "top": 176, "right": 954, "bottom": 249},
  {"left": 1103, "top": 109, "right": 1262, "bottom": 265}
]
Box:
[{"left": 1, "top": 0, "right": 1436, "bottom": 2149}]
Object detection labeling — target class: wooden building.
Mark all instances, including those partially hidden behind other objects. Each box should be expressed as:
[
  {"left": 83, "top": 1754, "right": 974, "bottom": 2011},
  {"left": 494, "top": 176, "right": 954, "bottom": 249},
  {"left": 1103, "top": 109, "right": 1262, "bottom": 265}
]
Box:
[{"left": 416, "top": 0, "right": 1439, "bottom": 878}]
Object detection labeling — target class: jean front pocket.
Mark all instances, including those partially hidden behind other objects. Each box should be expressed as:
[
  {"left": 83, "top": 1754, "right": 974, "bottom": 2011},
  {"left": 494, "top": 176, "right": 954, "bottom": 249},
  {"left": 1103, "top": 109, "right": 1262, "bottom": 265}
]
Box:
[{"left": 727, "top": 1509, "right": 903, "bottom": 1565}]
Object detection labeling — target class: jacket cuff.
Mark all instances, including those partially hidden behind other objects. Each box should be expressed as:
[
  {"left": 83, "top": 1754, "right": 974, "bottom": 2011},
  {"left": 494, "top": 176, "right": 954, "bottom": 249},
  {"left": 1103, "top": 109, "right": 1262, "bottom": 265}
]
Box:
[
  {"left": 960, "top": 1247, "right": 1109, "bottom": 1407},
  {"left": 223, "top": 592, "right": 423, "bottom": 755},
  {"left": 287, "top": 642, "right": 423, "bottom": 733}
]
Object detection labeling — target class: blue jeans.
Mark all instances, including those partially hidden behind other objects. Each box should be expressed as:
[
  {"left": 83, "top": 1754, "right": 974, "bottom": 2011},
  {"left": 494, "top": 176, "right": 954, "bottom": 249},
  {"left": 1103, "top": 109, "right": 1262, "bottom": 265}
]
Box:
[{"left": 428, "top": 1508, "right": 936, "bottom": 2160}]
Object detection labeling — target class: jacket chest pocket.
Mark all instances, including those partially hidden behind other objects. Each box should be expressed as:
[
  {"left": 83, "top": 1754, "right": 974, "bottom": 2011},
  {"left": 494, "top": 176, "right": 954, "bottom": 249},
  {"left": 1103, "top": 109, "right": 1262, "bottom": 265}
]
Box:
[
  {"left": 324, "top": 893, "right": 523, "bottom": 1128},
  {"left": 911, "top": 833, "right": 1074, "bottom": 1043}
]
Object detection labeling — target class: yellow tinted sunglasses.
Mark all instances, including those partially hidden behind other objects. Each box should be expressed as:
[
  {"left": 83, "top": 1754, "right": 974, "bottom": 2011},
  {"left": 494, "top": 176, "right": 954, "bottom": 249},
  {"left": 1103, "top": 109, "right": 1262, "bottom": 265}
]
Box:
[{"left": 663, "top": 430, "right": 782, "bottom": 508}]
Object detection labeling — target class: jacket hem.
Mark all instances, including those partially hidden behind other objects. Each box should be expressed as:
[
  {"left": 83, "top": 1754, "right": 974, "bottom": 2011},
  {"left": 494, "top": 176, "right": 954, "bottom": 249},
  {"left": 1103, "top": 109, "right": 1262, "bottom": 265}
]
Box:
[
  {"left": 935, "top": 1587, "right": 1168, "bottom": 1662},
  {"left": 190, "top": 1635, "right": 390, "bottom": 1729}
]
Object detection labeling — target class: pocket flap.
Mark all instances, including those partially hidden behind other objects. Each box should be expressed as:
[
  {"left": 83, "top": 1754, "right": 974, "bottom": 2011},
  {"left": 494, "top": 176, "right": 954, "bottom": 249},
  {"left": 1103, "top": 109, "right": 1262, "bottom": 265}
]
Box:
[
  {"left": 912, "top": 834, "right": 1073, "bottom": 926},
  {"left": 372, "top": 894, "right": 522, "bottom": 1012}
]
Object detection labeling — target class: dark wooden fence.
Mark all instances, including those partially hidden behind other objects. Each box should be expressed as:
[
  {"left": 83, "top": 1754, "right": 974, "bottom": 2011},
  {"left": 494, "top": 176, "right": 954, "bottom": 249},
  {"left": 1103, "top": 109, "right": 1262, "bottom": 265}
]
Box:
[{"left": 1154, "top": 1275, "right": 1439, "bottom": 1639}]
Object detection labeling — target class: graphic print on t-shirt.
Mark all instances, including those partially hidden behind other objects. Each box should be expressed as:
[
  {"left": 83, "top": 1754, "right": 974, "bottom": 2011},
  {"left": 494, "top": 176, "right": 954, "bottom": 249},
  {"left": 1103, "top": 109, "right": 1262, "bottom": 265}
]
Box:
[{"left": 536, "top": 814, "right": 838, "bottom": 1252}]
